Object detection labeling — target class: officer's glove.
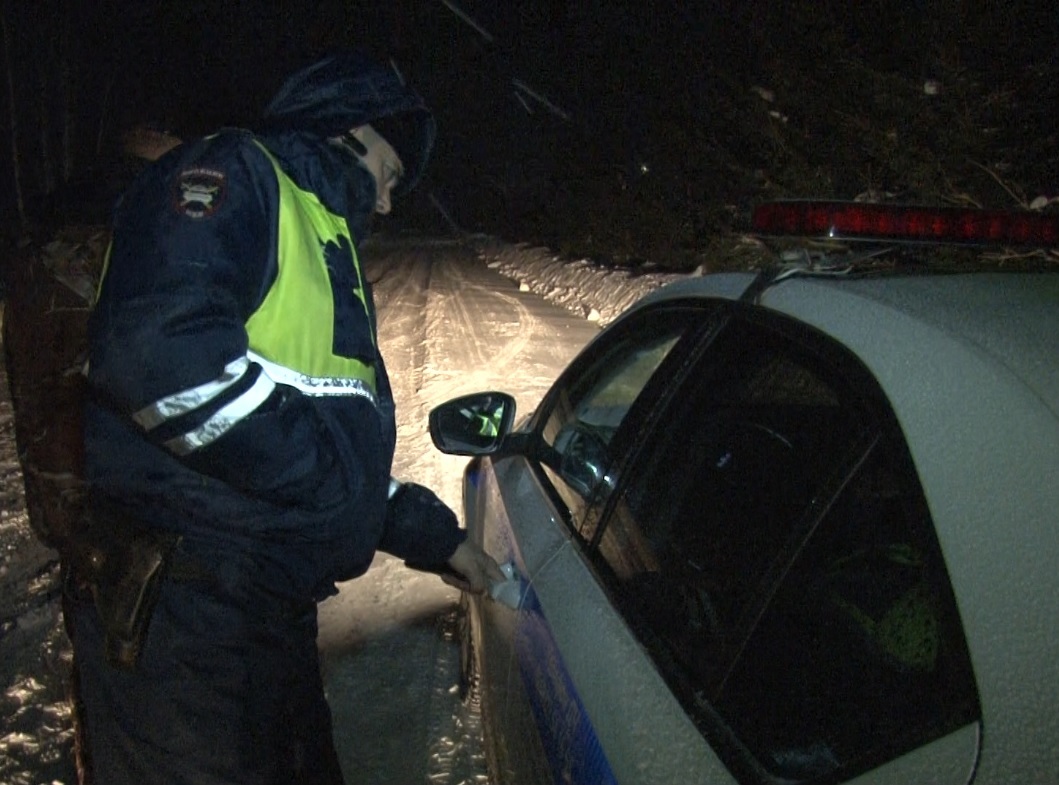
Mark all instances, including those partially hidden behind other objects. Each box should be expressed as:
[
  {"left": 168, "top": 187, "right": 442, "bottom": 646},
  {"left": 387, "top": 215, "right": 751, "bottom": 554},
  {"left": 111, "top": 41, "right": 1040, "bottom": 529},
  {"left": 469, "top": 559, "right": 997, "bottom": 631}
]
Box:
[
  {"left": 444, "top": 539, "right": 505, "bottom": 594},
  {"left": 386, "top": 482, "right": 502, "bottom": 593},
  {"left": 382, "top": 481, "right": 464, "bottom": 567}
]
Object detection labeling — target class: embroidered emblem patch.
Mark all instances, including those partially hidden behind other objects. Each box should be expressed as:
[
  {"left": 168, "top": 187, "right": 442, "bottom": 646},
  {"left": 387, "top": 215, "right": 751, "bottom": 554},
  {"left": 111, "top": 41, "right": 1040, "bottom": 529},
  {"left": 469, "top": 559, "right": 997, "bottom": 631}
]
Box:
[{"left": 174, "top": 167, "right": 227, "bottom": 218}]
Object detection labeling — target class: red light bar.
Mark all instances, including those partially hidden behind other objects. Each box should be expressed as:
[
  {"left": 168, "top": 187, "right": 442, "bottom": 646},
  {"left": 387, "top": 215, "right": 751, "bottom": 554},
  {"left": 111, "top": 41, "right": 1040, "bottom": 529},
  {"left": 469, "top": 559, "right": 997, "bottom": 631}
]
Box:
[{"left": 752, "top": 200, "right": 1059, "bottom": 247}]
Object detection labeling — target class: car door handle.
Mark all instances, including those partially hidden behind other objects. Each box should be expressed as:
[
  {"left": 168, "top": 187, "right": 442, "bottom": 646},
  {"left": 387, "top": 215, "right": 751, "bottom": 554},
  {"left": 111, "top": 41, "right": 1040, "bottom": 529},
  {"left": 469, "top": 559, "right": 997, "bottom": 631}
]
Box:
[{"left": 489, "top": 561, "right": 523, "bottom": 609}]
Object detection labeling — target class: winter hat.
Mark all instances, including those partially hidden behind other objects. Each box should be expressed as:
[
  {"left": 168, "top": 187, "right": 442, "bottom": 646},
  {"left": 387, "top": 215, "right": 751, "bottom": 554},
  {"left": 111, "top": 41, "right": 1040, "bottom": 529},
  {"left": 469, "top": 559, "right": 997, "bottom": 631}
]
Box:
[{"left": 261, "top": 51, "right": 435, "bottom": 195}]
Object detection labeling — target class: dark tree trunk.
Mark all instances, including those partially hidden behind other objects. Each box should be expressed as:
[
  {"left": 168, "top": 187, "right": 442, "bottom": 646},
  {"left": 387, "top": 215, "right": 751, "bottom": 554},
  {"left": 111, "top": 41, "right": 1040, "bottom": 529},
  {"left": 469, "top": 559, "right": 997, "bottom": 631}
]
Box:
[{"left": 2, "top": 227, "right": 107, "bottom": 785}]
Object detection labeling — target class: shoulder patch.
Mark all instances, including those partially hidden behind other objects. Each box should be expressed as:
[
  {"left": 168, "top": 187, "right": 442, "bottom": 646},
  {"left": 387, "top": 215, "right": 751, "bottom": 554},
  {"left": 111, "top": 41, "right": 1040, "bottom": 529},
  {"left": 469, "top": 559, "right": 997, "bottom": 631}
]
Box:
[{"left": 173, "top": 167, "right": 227, "bottom": 218}]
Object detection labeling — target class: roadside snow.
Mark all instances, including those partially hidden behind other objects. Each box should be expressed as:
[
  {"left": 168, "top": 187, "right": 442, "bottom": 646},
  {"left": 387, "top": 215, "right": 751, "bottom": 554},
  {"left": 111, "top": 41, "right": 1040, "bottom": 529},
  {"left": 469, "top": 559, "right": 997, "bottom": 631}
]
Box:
[{"left": 472, "top": 237, "right": 688, "bottom": 326}]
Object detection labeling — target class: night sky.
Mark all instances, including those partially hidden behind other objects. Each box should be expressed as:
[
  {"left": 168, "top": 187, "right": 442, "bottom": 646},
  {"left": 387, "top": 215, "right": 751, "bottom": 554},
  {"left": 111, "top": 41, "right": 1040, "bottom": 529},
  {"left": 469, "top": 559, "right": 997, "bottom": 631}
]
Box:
[{"left": 3, "top": 1, "right": 1057, "bottom": 245}]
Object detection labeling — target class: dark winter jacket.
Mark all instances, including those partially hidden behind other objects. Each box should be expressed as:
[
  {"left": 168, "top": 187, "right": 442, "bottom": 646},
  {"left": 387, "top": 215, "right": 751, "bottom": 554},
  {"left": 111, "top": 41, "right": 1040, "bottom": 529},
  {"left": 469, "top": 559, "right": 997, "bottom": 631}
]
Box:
[{"left": 83, "top": 53, "right": 452, "bottom": 602}]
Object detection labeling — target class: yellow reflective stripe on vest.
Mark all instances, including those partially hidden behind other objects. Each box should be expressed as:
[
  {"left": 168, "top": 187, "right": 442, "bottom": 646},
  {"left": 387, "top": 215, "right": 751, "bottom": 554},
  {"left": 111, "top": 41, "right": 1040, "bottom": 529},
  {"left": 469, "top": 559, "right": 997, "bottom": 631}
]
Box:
[{"left": 246, "top": 140, "right": 377, "bottom": 398}]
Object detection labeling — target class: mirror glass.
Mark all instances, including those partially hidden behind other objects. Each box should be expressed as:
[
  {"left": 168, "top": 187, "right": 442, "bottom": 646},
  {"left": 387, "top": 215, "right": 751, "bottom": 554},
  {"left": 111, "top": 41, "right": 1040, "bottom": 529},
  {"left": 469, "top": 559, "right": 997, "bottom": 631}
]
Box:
[{"left": 429, "top": 392, "right": 516, "bottom": 455}]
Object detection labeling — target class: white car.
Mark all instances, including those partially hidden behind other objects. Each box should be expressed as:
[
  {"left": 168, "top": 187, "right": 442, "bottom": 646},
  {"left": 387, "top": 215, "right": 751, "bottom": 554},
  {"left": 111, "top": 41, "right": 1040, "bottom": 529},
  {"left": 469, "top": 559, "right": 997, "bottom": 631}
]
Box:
[{"left": 430, "top": 202, "right": 1059, "bottom": 785}]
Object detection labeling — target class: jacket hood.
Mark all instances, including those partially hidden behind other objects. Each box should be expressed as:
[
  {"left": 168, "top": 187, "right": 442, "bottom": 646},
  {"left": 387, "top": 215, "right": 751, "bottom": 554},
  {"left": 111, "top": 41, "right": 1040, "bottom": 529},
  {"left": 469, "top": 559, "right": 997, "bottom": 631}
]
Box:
[{"left": 260, "top": 51, "right": 435, "bottom": 195}]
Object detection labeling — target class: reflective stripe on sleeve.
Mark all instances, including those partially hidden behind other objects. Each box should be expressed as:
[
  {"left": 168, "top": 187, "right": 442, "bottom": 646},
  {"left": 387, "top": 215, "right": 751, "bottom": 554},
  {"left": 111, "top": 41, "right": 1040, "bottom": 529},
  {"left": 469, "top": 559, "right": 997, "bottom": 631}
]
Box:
[
  {"left": 248, "top": 350, "right": 378, "bottom": 406},
  {"left": 133, "top": 357, "right": 252, "bottom": 431},
  {"left": 163, "top": 371, "right": 277, "bottom": 455}
]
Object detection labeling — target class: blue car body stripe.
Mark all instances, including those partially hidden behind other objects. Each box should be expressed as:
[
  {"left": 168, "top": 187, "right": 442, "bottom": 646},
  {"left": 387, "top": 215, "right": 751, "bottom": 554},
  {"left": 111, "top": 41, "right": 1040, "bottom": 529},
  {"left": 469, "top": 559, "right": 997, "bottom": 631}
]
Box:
[
  {"left": 472, "top": 458, "right": 617, "bottom": 784},
  {"left": 514, "top": 592, "right": 619, "bottom": 785}
]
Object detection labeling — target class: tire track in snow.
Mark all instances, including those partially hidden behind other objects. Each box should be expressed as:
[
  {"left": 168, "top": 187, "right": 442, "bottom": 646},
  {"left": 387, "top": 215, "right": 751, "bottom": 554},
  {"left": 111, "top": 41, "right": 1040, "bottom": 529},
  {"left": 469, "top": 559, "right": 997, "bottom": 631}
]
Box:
[{"left": 421, "top": 249, "right": 536, "bottom": 402}]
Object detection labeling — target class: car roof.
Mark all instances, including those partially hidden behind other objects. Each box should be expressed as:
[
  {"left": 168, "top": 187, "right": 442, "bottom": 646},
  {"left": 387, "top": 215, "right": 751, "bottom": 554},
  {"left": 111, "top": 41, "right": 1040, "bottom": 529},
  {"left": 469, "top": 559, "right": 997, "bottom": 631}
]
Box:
[
  {"left": 640, "top": 270, "right": 1059, "bottom": 415},
  {"left": 636, "top": 269, "right": 1059, "bottom": 776}
]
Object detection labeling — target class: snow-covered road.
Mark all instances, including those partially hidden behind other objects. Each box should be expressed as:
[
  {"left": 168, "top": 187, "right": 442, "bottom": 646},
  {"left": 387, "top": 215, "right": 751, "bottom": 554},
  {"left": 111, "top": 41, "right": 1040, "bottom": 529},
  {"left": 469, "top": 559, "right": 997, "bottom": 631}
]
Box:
[
  {"left": 1, "top": 236, "right": 675, "bottom": 785},
  {"left": 319, "top": 239, "right": 601, "bottom": 784}
]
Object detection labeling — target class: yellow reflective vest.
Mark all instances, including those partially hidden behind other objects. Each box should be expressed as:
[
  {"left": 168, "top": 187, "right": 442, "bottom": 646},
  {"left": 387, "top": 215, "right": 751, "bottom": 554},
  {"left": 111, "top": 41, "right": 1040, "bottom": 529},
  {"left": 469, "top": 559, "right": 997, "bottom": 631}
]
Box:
[{"left": 246, "top": 140, "right": 378, "bottom": 405}]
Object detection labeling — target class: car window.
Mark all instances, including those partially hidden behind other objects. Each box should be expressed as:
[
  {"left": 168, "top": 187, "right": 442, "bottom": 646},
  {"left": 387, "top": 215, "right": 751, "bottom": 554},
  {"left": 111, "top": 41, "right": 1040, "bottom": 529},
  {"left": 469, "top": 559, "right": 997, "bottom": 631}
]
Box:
[
  {"left": 598, "top": 318, "right": 864, "bottom": 652},
  {"left": 535, "top": 307, "right": 706, "bottom": 528},
  {"left": 595, "top": 313, "right": 980, "bottom": 782},
  {"left": 715, "top": 438, "right": 980, "bottom": 781}
]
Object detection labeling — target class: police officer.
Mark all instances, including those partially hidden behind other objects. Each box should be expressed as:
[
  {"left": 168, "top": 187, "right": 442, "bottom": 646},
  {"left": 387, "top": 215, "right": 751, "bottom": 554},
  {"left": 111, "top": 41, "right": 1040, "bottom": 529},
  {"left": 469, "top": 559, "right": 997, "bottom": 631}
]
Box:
[{"left": 69, "top": 52, "right": 502, "bottom": 784}]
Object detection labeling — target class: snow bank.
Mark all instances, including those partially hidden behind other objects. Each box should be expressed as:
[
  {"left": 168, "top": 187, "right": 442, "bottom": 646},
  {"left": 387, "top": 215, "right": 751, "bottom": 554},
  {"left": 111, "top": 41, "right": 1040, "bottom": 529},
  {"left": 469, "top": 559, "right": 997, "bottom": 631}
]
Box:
[{"left": 472, "top": 238, "right": 688, "bottom": 326}]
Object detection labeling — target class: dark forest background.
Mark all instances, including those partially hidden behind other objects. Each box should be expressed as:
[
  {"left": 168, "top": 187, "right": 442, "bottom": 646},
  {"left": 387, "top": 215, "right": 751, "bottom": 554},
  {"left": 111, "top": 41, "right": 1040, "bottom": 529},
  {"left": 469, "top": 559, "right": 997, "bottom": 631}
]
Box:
[{"left": 2, "top": 1, "right": 1057, "bottom": 269}]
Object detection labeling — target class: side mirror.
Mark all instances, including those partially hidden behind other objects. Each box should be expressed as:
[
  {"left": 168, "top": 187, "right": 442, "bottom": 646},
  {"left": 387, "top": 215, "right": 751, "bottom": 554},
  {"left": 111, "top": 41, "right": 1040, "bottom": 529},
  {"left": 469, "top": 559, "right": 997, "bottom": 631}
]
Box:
[
  {"left": 552, "top": 421, "right": 615, "bottom": 497},
  {"left": 429, "top": 392, "right": 517, "bottom": 456}
]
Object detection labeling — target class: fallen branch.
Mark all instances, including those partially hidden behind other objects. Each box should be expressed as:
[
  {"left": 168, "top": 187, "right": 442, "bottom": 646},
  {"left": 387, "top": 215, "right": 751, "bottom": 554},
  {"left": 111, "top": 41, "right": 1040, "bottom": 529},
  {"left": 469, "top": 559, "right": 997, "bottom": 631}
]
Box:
[{"left": 968, "top": 158, "right": 1028, "bottom": 209}]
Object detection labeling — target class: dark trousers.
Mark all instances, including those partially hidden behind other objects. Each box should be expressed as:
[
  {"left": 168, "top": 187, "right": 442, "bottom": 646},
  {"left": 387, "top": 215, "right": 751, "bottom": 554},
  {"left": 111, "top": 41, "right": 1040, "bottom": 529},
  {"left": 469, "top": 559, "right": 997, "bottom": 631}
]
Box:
[{"left": 67, "top": 574, "right": 345, "bottom": 785}]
